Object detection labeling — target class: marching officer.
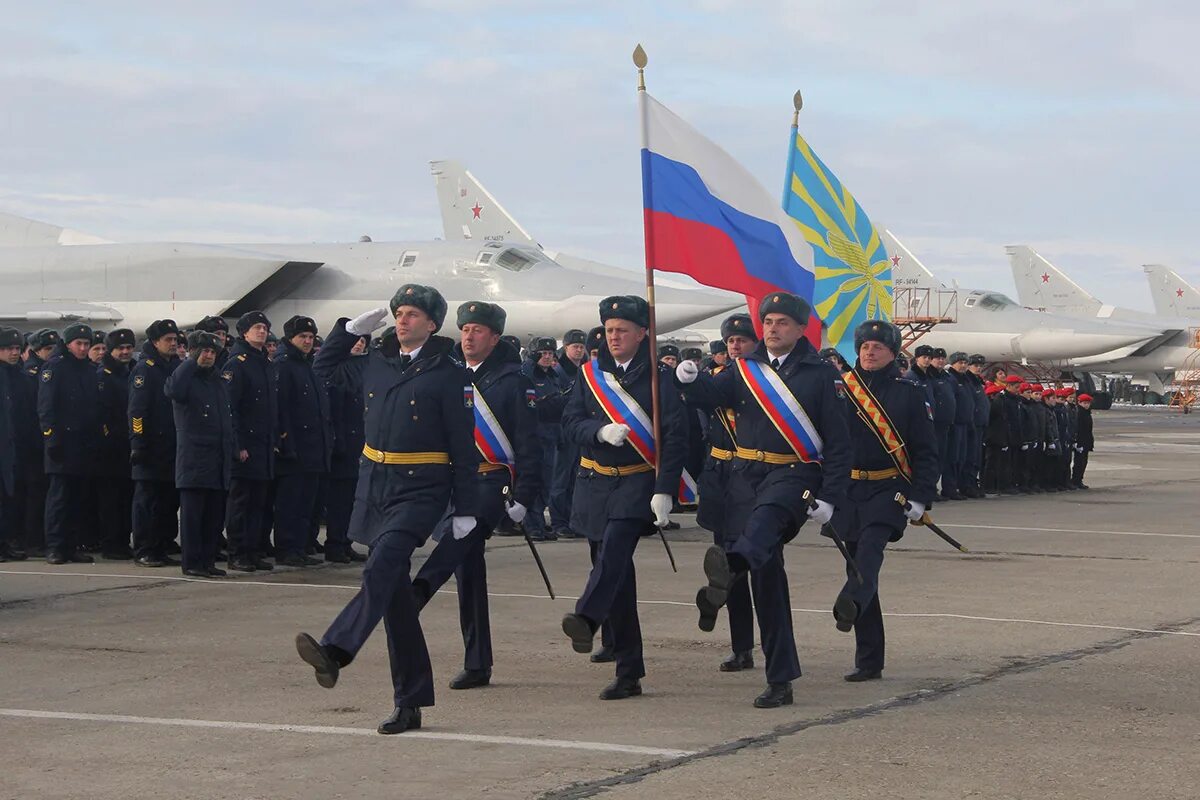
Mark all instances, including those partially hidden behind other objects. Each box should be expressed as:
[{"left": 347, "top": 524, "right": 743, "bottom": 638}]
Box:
[
  {"left": 166, "top": 331, "right": 235, "bottom": 577},
  {"left": 550, "top": 329, "right": 587, "bottom": 539},
  {"left": 411, "top": 301, "right": 542, "bottom": 690},
  {"left": 273, "top": 315, "right": 333, "bottom": 567},
  {"left": 96, "top": 329, "right": 137, "bottom": 558},
  {"left": 223, "top": 311, "right": 278, "bottom": 572},
  {"left": 695, "top": 313, "right": 760, "bottom": 672},
  {"left": 39, "top": 323, "right": 106, "bottom": 564},
  {"left": 676, "top": 292, "right": 851, "bottom": 708},
  {"left": 294, "top": 284, "right": 480, "bottom": 735},
  {"left": 520, "top": 336, "right": 569, "bottom": 541},
  {"left": 313, "top": 318, "right": 370, "bottom": 564},
  {"left": 559, "top": 295, "right": 687, "bottom": 701},
  {"left": 129, "top": 320, "right": 182, "bottom": 567},
  {"left": 828, "top": 321, "right": 938, "bottom": 681},
  {"left": 21, "top": 329, "right": 60, "bottom": 557}
]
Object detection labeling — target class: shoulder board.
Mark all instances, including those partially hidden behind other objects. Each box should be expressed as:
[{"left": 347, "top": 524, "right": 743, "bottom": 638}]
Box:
[
  {"left": 448, "top": 354, "right": 464, "bottom": 368},
  {"left": 237, "top": 354, "right": 247, "bottom": 362},
  {"left": 103, "top": 368, "right": 112, "bottom": 374},
  {"left": 146, "top": 358, "right": 155, "bottom": 366},
  {"left": 897, "top": 377, "right": 920, "bottom": 387}
]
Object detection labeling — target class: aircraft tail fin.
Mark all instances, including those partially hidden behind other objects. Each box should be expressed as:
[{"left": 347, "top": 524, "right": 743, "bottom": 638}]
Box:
[
  {"left": 429, "top": 160, "right": 536, "bottom": 245},
  {"left": 0, "top": 211, "right": 110, "bottom": 247},
  {"left": 1005, "top": 244, "right": 1101, "bottom": 312},
  {"left": 1144, "top": 264, "right": 1200, "bottom": 318},
  {"left": 880, "top": 229, "right": 945, "bottom": 291}
]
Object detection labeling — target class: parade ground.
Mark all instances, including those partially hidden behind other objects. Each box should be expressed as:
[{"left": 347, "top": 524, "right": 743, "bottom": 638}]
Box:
[{"left": 2, "top": 408, "right": 1198, "bottom": 799}]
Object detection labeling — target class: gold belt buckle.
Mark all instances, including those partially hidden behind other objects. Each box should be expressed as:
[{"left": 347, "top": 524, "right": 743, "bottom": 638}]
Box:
[{"left": 755, "top": 449, "right": 766, "bottom": 461}]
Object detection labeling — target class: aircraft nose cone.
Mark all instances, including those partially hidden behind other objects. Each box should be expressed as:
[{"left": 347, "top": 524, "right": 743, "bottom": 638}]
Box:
[{"left": 1016, "top": 325, "right": 1156, "bottom": 359}]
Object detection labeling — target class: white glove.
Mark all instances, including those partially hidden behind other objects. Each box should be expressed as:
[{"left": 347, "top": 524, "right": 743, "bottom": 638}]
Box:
[
  {"left": 650, "top": 493, "right": 673, "bottom": 527},
  {"left": 597, "top": 423, "right": 631, "bottom": 446},
  {"left": 904, "top": 500, "right": 927, "bottom": 523},
  {"left": 347, "top": 307, "right": 390, "bottom": 336},
  {"left": 1001, "top": 447, "right": 1009, "bottom": 452},
  {"left": 806, "top": 498, "right": 834, "bottom": 525},
  {"left": 676, "top": 361, "right": 699, "bottom": 384},
  {"left": 506, "top": 502, "right": 527, "bottom": 524},
  {"left": 1076, "top": 444, "right": 1085, "bottom": 453},
  {"left": 1048, "top": 442, "right": 1058, "bottom": 452},
  {"left": 451, "top": 516, "right": 477, "bottom": 540},
  {"left": 1021, "top": 444, "right": 1029, "bottom": 451}
]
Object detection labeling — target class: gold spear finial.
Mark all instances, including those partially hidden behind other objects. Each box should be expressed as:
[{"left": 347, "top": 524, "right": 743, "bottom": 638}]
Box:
[
  {"left": 633, "top": 44, "right": 648, "bottom": 91},
  {"left": 792, "top": 89, "right": 804, "bottom": 127}
]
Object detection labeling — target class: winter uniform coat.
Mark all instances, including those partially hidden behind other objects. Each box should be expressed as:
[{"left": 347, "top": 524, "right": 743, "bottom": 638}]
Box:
[
  {"left": 38, "top": 351, "right": 105, "bottom": 476},
  {"left": 97, "top": 354, "right": 132, "bottom": 473},
  {"left": 128, "top": 342, "right": 181, "bottom": 482},
  {"left": 165, "top": 357, "right": 235, "bottom": 491},
  {"left": 273, "top": 340, "right": 333, "bottom": 477},
  {"left": 1075, "top": 406, "right": 1094, "bottom": 451},
  {"left": 2, "top": 360, "right": 39, "bottom": 479},
  {"left": 562, "top": 337, "right": 687, "bottom": 542},
  {"left": 927, "top": 366, "right": 956, "bottom": 427},
  {"left": 313, "top": 324, "right": 366, "bottom": 482},
  {"left": 223, "top": 339, "right": 277, "bottom": 481},
  {"left": 319, "top": 325, "right": 480, "bottom": 547}
]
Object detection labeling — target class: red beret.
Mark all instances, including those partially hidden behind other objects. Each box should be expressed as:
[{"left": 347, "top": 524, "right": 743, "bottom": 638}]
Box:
[
  {"left": 1019, "top": 382, "right": 1033, "bottom": 392},
  {"left": 1078, "top": 394, "right": 1093, "bottom": 402},
  {"left": 1032, "top": 383, "right": 1044, "bottom": 392},
  {"left": 1042, "top": 389, "right": 1056, "bottom": 398},
  {"left": 1056, "top": 388, "right": 1073, "bottom": 397},
  {"left": 1006, "top": 375, "right": 1024, "bottom": 384}
]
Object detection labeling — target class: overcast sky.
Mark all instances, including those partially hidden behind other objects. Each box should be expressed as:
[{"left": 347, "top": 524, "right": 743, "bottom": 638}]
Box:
[{"left": 2, "top": 1, "right": 1195, "bottom": 310}]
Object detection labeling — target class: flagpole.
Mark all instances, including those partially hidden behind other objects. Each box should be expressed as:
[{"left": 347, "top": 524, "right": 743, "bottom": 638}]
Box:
[{"left": 634, "top": 43, "right": 662, "bottom": 475}]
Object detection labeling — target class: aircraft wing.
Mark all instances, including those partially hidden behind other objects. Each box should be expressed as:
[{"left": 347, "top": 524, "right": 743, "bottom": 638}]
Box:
[
  {"left": 0, "top": 211, "right": 111, "bottom": 247},
  {"left": 0, "top": 301, "right": 124, "bottom": 325}
]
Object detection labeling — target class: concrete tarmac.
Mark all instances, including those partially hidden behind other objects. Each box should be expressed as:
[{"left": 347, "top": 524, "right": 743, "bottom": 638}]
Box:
[{"left": 1, "top": 408, "right": 1198, "bottom": 799}]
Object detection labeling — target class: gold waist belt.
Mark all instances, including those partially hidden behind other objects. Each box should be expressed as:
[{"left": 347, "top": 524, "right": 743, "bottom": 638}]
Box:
[
  {"left": 709, "top": 447, "right": 734, "bottom": 461},
  {"left": 362, "top": 445, "right": 450, "bottom": 465},
  {"left": 849, "top": 467, "right": 900, "bottom": 481},
  {"left": 734, "top": 447, "right": 801, "bottom": 465},
  {"left": 579, "top": 457, "right": 654, "bottom": 477},
  {"left": 477, "top": 462, "right": 510, "bottom": 474}
]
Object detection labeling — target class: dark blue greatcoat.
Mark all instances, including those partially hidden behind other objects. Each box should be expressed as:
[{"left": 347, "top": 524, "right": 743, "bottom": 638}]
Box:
[
  {"left": 319, "top": 326, "right": 480, "bottom": 547},
  {"left": 97, "top": 354, "right": 132, "bottom": 473},
  {"left": 927, "top": 366, "right": 956, "bottom": 427},
  {"left": 680, "top": 338, "right": 851, "bottom": 533},
  {"left": 128, "top": 343, "right": 180, "bottom": 482},
  {"left": 37, "top": 351, "right": 105, "bottom": 476},
  {"left": 2, "top": 360, "right": 39, "bottom": 486},
  {"left": 829, "top": 361, "right": 939, "bottom": 543},
  {"left": 0, "top": 364, "right": 15, "bottom": 495},
  {"left": 313, "top": 323, "right": 367, "bottom": 482},
  {"left": 223, "top": 339, "right": 277, "bottom": 481},
  {"left": 562, "top": 338, "right": 688, "bottom": 543},
  {"left": 273, "top": 340, "right": 333, "bottom": 477},
  {"left": 165, "top": 357, "right": 235, "bottom": 491}
]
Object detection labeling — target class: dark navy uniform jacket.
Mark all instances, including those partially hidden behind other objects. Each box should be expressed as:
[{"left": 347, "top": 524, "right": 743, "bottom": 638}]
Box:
[
  {"left": 681, "top": 338, "right": 851, "bottom": 531},
  {"left": 829, "top": 360, "right": 939, "bottom": 542},
  {"left": 1076, "top": 406, "right": 1094, "bottom": 451},
  {"left": 98, "top": 354, "right": 132, "bottom": 472},
  {"left": 165, "top": 357, "right": 235, "bottom": 491},
  {"left": 3, "top": 360, "right": 40, "bottom": 478},
  {"left": 927, "top": 366, "right": 956, "bottom": 427},
  {"left": 313, "top": 324, "right": 366, "bottom": 482},
  {"left": 319, "top": 325, "right": 479, "bottom": 547},
  {"left": 38, "top": 351, "right": 105, "bottom": 476},
  {"left": 966, "top": 371, "right": 989, "bottom": 427},
  {"left": 997, "top": 390, "right": 1023, "bottom": 447},
  {"left": 223, "top": 339, "right": 277, "bottom": 482},
  {"left": 0, "top": 364, "right": 15, "bottom": 495},
  {"left": 949, "top": 369, "right": 974, "bottom": 426},
  {"left": 1018, "top": 397, "right": 1039, "bottom": 445},
  {"left": 562, "top": 337, "right": 686, "bottom": 542},
  {"left": 129, "top": 342, "right": 180, "bottom": 482},
  {"left": 273, "top": 340, "right": 333, "bottom": 476},
  {"left": 458, "top": 340, "right": 542, "bottom": 527},
  {"left": 903, "top": 365, "right": 936, "bottom": 412},
  {"left": 695, "top": 363, "right": 737, "bottom": 536},
  {"left": 522, "top": 357, "right": 570, "bottom": 426}
]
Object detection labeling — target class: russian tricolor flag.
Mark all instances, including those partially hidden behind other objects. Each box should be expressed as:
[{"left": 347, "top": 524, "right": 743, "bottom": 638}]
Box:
[{"left": 639, "top": 92, "right": 820, "bottom": 345}]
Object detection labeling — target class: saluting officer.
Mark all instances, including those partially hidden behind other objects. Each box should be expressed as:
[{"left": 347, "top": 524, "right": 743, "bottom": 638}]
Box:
[
  {"left": 676, "top": 292, "right": 851, "bottom": 708},
  {"left": 560, "top": 296, "right": 687, "bottom": 701},
  {"left": 273, "top": 315, "right": 333, "bottom": 567},
  {"left": 1, "top": 327, "right": 37, "bottom": 561},
  {"left": 129, "top": 320, "right": 182, "bottom": 567},
  {"left": 411, "top": 301, "right": 542, "bottom": 690},
  {"left": 21, "top": 329, "right": 61, "bottom": 557},
  {"left": 312, "top": 321, "right": 369, "bottom": 564},
  {"left": 195, "top": 315, "right": 232, "bottom": 369},
  {"left": 294, "top": 285, "right": 480, "bottom": 735},
  {"left": 96, "top": 329, "right": 137, "bottom": 559},
  {"left": 223, "top": 311, "right": 278, "bottom": 572},
  {"left": 696, "top": 313, "right": 760, "bottom": 673},
  {"left": 39, "top": 323, "right": 106, "bottom": 564},
  {"left": 828, "top": 321, "right": 938, "bottom": 682},
  {"left": 166, "top": 331, "right": 236, "bottom": 577}
]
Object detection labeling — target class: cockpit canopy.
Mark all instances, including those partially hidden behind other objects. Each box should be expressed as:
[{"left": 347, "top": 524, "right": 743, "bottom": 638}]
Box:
[
  {"left": 474, "top": 242, "right": 550, "bottom": 272},
  {"left": 963, "top": 291, "right": 1019, "bottom": 311}
]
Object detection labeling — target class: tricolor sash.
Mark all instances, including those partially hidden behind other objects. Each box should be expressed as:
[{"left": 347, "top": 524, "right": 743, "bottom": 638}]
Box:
[
  {"left": 841, "top": 369, "right": 912, "bottom": 481},
  {"left": 581, "top": 358, "right": 697, "bottom": 499},
  {"left": 471, "top": 386, "right": 516, "bottom": 473},
  {"left": 735, "top": 357, "right": 823, "bottom": 463}
]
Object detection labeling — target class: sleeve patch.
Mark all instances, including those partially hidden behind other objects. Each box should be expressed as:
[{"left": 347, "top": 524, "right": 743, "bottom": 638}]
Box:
[
  {"left": 526, "top": 388, "right": 538, "bottom": 408},
  {"left": 133, "top": 375, "right": 145, "bottom": 388},
  {"left": 41, "top": 370, "right": 51, "bottom": 382},
  {"left": 464, "top": 386, "right": 475, "bottom": 408}
]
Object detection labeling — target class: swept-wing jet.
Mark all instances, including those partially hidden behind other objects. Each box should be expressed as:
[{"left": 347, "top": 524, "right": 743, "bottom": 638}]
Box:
[
  {"left": 884, "top": 231, "right": 1156, "bottom": 363},
  {"left": 1144, "top": 264, "right": 1200, "bottom": 319},
  {"left": 0, "top": 210, "right": 740, "bottom": 339},
  {"left": 1008, "top": 244, "right": 1199, "bottom": 392}
]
